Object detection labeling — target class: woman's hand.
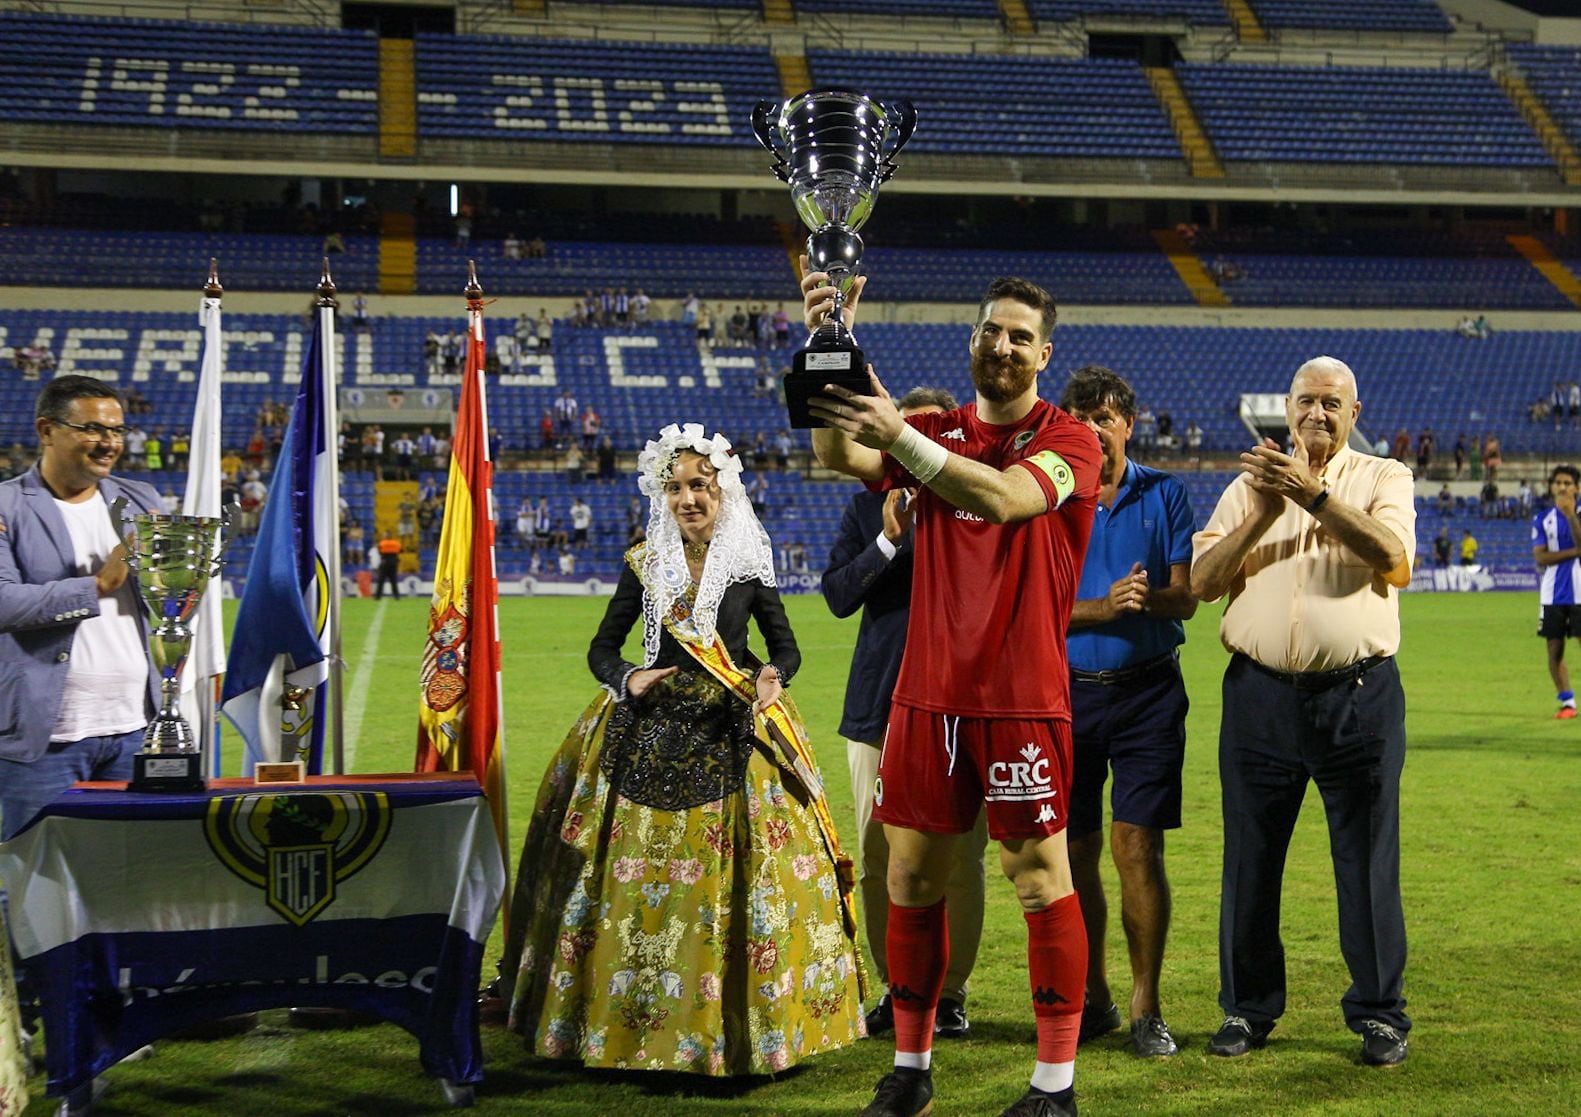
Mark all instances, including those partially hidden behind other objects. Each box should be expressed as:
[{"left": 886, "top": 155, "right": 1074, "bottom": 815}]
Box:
[
  {"left": 626, "top": 666, "right": 677, "bottom": 698},
  {"left": 751, "top": 666, "right": 783, "bottom": 715}
]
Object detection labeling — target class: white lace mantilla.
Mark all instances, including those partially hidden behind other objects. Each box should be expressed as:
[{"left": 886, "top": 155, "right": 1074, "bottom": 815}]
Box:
[{"left": 633, "top": 423, "right": 776, "bottom": 667}]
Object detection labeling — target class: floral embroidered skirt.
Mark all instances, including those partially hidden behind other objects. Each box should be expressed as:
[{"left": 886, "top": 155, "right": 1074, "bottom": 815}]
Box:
[{"left": 503, "top": 690, "right": 865, "bottom": 1075}]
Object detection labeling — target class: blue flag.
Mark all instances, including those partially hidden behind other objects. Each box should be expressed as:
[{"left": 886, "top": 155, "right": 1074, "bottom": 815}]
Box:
[{"left": 221, "top": 310, "right": 335, "bottom": 772}]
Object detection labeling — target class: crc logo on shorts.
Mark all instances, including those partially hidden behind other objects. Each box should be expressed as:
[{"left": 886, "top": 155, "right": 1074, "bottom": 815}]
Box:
[
  {"left": 873, "top": 776, "right": 884, "bottom": 807},
  {"left": 205, "top": 792, "right": 391, "bottom": 926},
  {"left": 987, "top": 743, "right": 1055, "bottom": 804}
]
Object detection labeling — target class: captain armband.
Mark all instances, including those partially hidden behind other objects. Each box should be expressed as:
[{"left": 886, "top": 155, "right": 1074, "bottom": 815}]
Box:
[
  {"left": 1024, "top": 450, "right": 1079, "bottom": 508},
  {"left": 888, "top": 424, "right": 949, "bottom": 485}
]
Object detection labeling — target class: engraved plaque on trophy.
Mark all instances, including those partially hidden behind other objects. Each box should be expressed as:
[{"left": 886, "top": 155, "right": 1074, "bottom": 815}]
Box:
[{"left": 752, "top": 88, "right": 916, "bottom": 428}]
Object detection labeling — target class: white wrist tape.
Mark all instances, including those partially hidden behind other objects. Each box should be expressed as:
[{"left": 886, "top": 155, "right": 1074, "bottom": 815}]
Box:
[{"left": 888, "top": 423, "right": 949, "bottom": 484}]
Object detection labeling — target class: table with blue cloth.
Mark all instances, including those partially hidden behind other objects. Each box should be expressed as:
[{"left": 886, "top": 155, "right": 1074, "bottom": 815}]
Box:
[{"left": 0, "top": 772, "right": 505, "bottom": 1109}]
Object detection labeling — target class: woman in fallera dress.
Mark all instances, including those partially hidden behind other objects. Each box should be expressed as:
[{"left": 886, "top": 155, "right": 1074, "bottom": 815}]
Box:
[{"left": 501, "top": 423, "right": 865, "bottom": 1075}]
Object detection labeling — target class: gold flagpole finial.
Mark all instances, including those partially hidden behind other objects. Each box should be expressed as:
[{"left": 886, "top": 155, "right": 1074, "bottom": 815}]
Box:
[
  {"left": 204, "top": 257, "right": 223, "bottom": 299},
  {"left": 465, "top": 259, "right": 483, "bottom": 300}
]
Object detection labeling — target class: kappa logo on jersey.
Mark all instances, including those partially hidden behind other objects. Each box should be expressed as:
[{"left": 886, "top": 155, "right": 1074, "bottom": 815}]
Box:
[
  {"left": 940, "top": 428, "right": 966, "bottom": 441},
  {"left": 205, "top": 791, "right": 391, "bottom": 926},
  {"left": 1035, "top": 803, "right": 1057, "bottom": 824},
  {"left": 987, "top": 742, "right": 1055, "bottom": 803}
]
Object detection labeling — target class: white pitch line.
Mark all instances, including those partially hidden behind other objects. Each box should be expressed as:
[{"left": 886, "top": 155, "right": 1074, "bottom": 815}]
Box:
[{"left": 341, "top": 599, "right": 387, "bottom": 770}]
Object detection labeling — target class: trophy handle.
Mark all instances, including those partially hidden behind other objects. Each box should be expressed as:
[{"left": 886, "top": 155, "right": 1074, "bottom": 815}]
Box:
[
  {"left": 109, "top": 496, "right": 137, "bottom": 571},
  {"left": 751, "top": 100, "right": 792, "bottom": 183},
  {"left": 215, "top": 500, "right": 239, "bottom": 575},
  {"left": 877, "top": 100, "right": 917, "bottom": 184}
]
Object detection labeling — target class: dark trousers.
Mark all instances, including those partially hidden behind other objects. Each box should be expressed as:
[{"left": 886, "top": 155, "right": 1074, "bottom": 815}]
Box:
[
  {"left": 375, "top": 556, "right": 400, "bottom": 599},
  {"left": 1218, "top": 654, "right": 1410, "bottom": 1033}
]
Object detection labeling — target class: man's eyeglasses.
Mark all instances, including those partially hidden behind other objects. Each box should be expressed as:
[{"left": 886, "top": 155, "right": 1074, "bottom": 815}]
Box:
[{"left": 52, "top": 419, "right": 129, "bottom": 443}]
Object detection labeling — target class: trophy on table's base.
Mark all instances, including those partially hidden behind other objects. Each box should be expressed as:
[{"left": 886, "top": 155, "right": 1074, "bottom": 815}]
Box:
[
  {"left": 752, "top": 88, "right": 916, "bottom": 428},
  {"left": 114, "top": 502, "right": 227, "bottom": 793}
]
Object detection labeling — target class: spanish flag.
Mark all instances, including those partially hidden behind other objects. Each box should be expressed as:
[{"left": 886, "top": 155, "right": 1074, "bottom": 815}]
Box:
[{"left": 416, "top": 270, "right": 509, "bottom": 891}]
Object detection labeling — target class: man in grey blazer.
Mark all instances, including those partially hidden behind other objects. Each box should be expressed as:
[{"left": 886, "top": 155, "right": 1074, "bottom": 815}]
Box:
[{"left": 0, "top": 375, "right": 162, "bottom": 840}]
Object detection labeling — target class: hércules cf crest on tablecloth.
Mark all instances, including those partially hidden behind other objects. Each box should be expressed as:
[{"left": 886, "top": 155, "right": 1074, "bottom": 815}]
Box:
[{"left": 204, "top": 791, "right": 391, "bottom": 926}]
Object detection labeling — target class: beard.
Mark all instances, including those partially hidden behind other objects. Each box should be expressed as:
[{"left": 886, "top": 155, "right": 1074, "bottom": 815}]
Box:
[{"left": 970, "top": 350, "right": 1038, "bottom": 404}]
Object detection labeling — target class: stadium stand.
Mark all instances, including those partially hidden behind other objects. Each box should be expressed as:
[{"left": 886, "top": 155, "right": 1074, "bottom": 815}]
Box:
[
  {"left": 1250, "top": 0, "right": 1454, "bottom": 35},
  {"left": 412, "top": 33, "right": 780, "bottom": 144},
  {"left": 1176, "top": 62, "right": 1553, "bottom": 167},
  {"left": 1508, "top": 43, "right": 1581, "bottom": 151},
  {"left": 805, "top": 51, "right": 1182, "bottom": 159},
  {"left": 1029, "top": 0, "right": 1230, "bottom": 25},
  {"left": 797, "top": 0, "right": 1001, "bottom": 17},
  {"left": 0, "top": 11, "right": 378, "bottom": 133}
]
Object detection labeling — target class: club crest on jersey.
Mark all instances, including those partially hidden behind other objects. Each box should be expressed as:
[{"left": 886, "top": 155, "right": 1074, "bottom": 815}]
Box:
[
  {"left": 1013, "top": 430, "right": 1035, "bottom": 450},
  {"left": 987, "top": 742, "right": 1055, "bottom": 803},
  {"left": 205, "top": 792, "right": 391, "bottom": 926}
]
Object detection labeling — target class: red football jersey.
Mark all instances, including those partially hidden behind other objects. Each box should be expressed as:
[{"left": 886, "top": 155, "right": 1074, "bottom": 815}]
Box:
[{"left": 870, "top": 399, "right": 1100, "bottom": 718}]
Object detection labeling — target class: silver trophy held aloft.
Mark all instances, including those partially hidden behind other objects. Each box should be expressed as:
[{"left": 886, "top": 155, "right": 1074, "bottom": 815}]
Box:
[
  {"left": 114, "top": 503, "right": 227, "bottom": 792},
  {"left": 752, "top": 88, "right": 916, "bottom": 428}
]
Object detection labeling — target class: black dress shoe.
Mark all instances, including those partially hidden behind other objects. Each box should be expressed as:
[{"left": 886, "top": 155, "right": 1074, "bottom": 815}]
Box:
[
  {"left": 1130, "top": 1013, "right": 1179, "bottom": 1057},
  {"left": 1077, "top": 1000, "right": 1121, "bottom": 1044},
  {"left": 934, "top": 997, "right": 970, "bottom": 1038},
  {"left": 1358, "top": 1020, "right": 1408, "bottom": 1066},
  {"left": 1207, "top": 1015, "right": 1273, "bottom": 1057},
  {"left": 860, "top": 1067, "right": 933, "bottom": 1117},
  {"left": 865, "top": 992, "right": 895, "bottom": 1036}
]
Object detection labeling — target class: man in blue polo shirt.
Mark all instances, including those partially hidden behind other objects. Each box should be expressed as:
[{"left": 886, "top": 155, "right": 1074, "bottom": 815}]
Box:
[
  {"left": 1534, "top": 464, "right": 1581, "bottom": 719},
  {"left": 1058, "top": 366, "right": 1197, "bottom": 1059}
]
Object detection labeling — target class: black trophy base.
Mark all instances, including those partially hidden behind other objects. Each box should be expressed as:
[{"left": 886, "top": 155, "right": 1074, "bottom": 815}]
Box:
[
  {"left": 785, "top": 343, "right": 872, "bottom": 429},
  {"left": 130, "top": 750, "right": 207, "bottom": 793}
]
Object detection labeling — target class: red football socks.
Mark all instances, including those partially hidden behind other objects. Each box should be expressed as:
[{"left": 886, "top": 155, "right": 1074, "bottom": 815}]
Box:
[
  {"left": 1026, "top": 892, "right": 1086, "bottom": 1066},
  {"left": 887, "top": 897, "right": 950, "bottom": 1058}
]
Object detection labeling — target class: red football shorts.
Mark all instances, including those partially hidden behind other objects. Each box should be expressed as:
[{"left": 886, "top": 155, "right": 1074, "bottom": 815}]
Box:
[{"left": 872, "top": 704, "right": 1073, "bottom": 841}]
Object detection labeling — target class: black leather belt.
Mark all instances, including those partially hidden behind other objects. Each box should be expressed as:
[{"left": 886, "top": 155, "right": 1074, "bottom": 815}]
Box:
[
  {"left": 1071, "top": 652, "right": 1178, "bottom": 687},
  {"left": 1241, "top": 653, "right": 1389, "bottom": 690}
]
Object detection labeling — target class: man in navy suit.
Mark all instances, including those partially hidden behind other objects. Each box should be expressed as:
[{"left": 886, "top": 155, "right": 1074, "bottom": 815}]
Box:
[
  {"left": 0, "top": 375, "right": 162, "bottom": 840},
  {"left": 821, "top": 386, "right": 990, "bottom": 1041}
]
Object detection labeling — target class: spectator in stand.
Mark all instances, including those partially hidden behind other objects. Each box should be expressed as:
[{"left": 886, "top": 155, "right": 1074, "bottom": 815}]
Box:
[
  {"left": 1390, "top": 429, "right": 1411, "bottom": 462},
  {"left": 503, "top": 232, "right": 523, "bottom": 261},
  {"left": 1483, "top": 433, "right": 1503, "bottom": 481},
  {"left": 123, "top": 425, "right": 148, "bottom": 470},
  {"left": 514, "top": 499, "right": 533, "bottom": 547},
  {"left": 351, "top": 294, "right": 371, "bottom": 333},
  {"left": 1184, "top": 421, "right": 1203, "bottom": 462},
  {"left": 159, "top": 486, "right": 180, "bottom": 515},
  {"left": 344, "top": 522, "right": 367, "bottom": 570},
  {"left": 1436, "top": 483, "right": 1454, "bottom": 518},
  {"left": 168, "top": 431, "right": 189, "bottom": 473},
  {"left": 527, "top": 235, "right": 546, "bottom": 259},
  {"left": 417, "top": 427, "right": 438, "bottom": 471},
  {"left": 443, "top": 330, "right": 464, "bottom": 377},
  {"left": 220, "top": 447, "right": 243, "bottom": 483},
  {"left": 748, "top": 471, "right": 769, "bottom": 516},
  {"left": 754, "top": 358, "right": 777, "bottom": 399},
  {"left": 536, "top": 310, "right": 553, "bottom": 353},
  {"left": 1415, "top": 428, "right": 1434, "bottom": 477},
  {"left": 773, "top": 302, "right": 791, "bottom": 348},
  {"left": 1433, "top": 527, "right": 1451, "bottom": 567},
  {"left": 751, "top": 432, "right": 770, "bottom": 471},
  {"left": 597, "top": 436, "right": 617, "bottom": 483},
  {"left": 515, "top": 313, "right": 535, "bottom": 354},
  {"left": 1481, "top": 478, "right": 1501, "bottom": 518},
  {"left": 1135, "top": 406, "right": 1157, "bottom": 454},
  {"left": 1156, "top": 410, "right": 1174, "bottom": 448},
  {"left": 747, "top": 303, "right": 763, "bottom": 343},
  {"left": 564, "top": 443, "right": 584, "bottom": 485},
  {"left": 391, "top": 432, "right": 415, "bottom": 481},
  {"left": 1569, "top": 381, "right": 1581, "bottom": 429},
  {"left": 570, "top": 497, "right": 593, "bottom": 548},
  {"left": 681, "top": 292, "right": 700, "bottom": 326},
  {"left": 238, "top": 470, "right": 268, "bottom": 535},
  {"left": 728, "top": 305, "right": 750, "bottom": 347},
  {"left": 1453, "top": 434, "right": 1468, "bottom": 479},
  {"left": 143, "top": 431, "right": 163, "bottom": 472},
  {"left": 774, "top": 430, "right": 793, "bottom": 470},
  {"left": 1460, "top": 528, "right": 1479, "bottom": 566},
  {"left": 539, "top": 411, "right": 556, "bottom": 455},
  {"left": 632, "top": 288, "right": 651, "bottom": 327},
  {"left": 1519, "top": 478, "right": 1536, "bottom": 516},
  {"left": 246, "top": 428, "right": 267, "bottom": 470},
  {"left": 1473, "top": 314, "right": 1491, "bottom": 339},
  {"left": 580, "top": 405, "right": 602, "bottom": 453},
  {"left": 124, "top": 386, "right": 152, "bottom": 416},
  {"left": 489, "top": 427, "right": 503, "bottom": 465},
  {"left": 534, "top": 497, "right": 552, "bottom": 548},
  {"left": 424, "top": 332, "right": 442, "bottom": 378},
  {"left": 554, "top": 390, "right": 578, "bottom": 445},
  {"left": 454, "top": 214, "right": 471, "bottom": 250},
  {"left": 557, "top": 546, "right": 575, "bottom": 576},
  {"left": 695, "top": 302, "right": 714, "bottom": 348}
]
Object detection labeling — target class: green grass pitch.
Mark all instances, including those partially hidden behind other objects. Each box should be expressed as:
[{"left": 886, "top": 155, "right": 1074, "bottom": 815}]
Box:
[{"left": 59, "top": 592, "right": 1581, "bottom": 1115}]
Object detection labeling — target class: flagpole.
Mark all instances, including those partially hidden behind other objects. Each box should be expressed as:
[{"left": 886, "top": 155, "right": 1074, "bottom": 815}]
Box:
[
  {"left": 468, "top": 260, "right": 511, "bottom": 895},
  {"left": 198, "top": 259, "right": 223, "bottom": 775},
  {"left": 318, "top": 260, "right": 347, "bottom": 775}
]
